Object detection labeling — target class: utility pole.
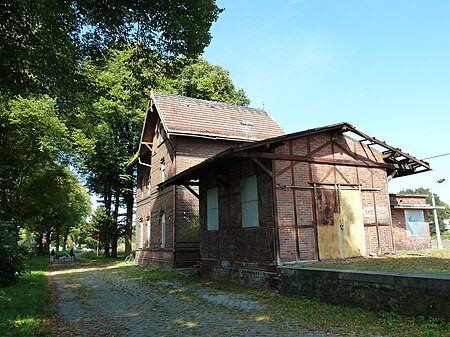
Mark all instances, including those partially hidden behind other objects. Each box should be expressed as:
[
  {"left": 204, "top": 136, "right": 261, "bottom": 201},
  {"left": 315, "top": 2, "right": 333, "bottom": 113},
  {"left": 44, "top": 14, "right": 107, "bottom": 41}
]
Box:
[{"left": 431, "top": 178, "right": 445, "bottom": 250}]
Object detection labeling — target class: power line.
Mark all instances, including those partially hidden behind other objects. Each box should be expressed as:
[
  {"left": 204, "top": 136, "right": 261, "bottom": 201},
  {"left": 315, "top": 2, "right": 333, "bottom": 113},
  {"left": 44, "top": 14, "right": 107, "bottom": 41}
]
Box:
[{"left": 422, "top": 152, "right": 450, "bottom": 160}]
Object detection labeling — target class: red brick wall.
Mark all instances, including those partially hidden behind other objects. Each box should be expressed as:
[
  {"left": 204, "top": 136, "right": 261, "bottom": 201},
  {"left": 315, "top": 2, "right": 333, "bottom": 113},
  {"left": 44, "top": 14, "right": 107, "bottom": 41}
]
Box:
[
  {"left": 198, "top": 159, "right": 276, "bottom": 272},
  {"left": 274, "top": 132, "right": 393, "bottom": 262},
  {"left": 390, "top": 194, "right": 431, "bottom": 250},
  {"left": 136, "top": 127, "right": 249, "bottom": 267}
]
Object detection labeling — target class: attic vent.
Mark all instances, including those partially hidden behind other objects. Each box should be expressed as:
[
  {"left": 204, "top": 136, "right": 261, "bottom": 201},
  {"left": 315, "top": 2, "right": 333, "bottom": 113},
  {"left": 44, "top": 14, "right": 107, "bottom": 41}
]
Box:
[
  {"left": 209, "top": 104, "right": 216, "bottom": 108},
  {"left": 239, "top": 120, "right": 254, "bottom": 126}
]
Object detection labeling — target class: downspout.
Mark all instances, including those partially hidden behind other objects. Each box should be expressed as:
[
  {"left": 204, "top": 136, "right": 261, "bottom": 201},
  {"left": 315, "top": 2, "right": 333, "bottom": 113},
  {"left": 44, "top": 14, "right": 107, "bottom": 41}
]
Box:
[{"left": 172, "top": 147, "right": 177, "bottom": 267}]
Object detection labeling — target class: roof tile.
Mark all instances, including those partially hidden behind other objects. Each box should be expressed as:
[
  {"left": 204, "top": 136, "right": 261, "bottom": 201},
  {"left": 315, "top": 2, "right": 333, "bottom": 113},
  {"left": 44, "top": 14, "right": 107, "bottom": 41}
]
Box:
[{"left": 152, "top": 92, "right": 285, "bottom": 141}]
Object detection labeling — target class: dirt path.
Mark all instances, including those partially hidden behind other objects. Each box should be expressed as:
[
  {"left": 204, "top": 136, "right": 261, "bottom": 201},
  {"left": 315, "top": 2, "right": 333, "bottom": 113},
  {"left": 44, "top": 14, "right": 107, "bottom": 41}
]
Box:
[{"left": 49, "top": 259, "right": 329, "bottom": 337}]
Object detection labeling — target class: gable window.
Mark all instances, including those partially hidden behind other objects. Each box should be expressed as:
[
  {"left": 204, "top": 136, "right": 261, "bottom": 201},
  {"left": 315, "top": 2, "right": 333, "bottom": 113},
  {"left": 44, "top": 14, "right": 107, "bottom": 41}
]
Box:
[
  {"left": 139, "top": 218, "right": 143, "bottom": 249},
  {"left": 207, "top": 187, "right": 219, "bottom": 230},
  {"left": 160, "top": 212, "right": 166, "bottom": 248},
  {"left": 241, "top": 175, "right": 259, "bottom": 228}
]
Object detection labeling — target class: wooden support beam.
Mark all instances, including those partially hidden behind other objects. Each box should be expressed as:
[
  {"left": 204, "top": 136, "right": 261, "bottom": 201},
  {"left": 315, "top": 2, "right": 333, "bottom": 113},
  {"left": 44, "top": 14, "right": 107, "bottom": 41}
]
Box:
[
  {"left": 230, "top": 151, "right": 386, "bottom": 169},
  {"left": 183, "top": 184, "right": 199, "bottom": 199},
  {"left": 252, "top": 158, "right": 273, "bottom": 178}
]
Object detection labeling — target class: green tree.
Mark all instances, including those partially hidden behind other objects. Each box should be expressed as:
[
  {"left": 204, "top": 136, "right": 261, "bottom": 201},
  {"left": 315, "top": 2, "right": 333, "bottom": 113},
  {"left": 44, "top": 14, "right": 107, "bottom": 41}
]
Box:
[
  {"left": 0, "top": 220, "right": 26, "bottom": 286},
  {"left": 77, "top": 47, "right": 251, "bottom": 257},
  {"left": 398, "top": 187, "right": 450, "bottom": 235},
  {"left": 19, "top": 166, "right": 91, "bottom": 254},
  {"left": 0, "top": 95, "right": 75, "bottom": 223},
  {"left": 0, "top": 0, "right": 222, "bottom": 97},
  {"left": 177, "top": 57, "right": 250, "bottom": 105}
]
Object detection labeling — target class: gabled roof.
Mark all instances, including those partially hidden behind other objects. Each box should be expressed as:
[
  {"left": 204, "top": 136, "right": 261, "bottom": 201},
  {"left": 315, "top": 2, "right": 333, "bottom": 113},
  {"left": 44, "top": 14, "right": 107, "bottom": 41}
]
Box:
[
  {"left": 151, "top": 91, "right": 285, "bottom": 141},
  {"left": 160, "top": 122, "right": 432, "bottom": 188}
]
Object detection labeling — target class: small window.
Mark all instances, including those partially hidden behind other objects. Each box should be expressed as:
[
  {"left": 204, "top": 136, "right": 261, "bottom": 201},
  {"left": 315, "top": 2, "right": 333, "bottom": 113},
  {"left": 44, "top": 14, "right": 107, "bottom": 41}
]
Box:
[
  {"left": 241, "top": 175, "right": 259, "bottom": 228},
  {"left": 207, "top": 187, "right": 219, "bottom": 230},
  {"left": 160, "top": 212, "right": 166, "bottom": 248},
  {"left": 405, "top": 210, "right": 426, "bottom": 236},
  {"left": 139, "top": 218, "right": 143, "bottom": 248}
]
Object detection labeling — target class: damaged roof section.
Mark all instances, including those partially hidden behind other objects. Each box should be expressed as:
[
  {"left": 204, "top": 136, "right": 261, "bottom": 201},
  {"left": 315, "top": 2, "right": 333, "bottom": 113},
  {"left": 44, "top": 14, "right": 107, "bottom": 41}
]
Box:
[
  {"left": 160, "top": 122, "right": 431, "bottom": 188},
  {"left": 344, "top": 125, "right": 431, "bottom": 178}
]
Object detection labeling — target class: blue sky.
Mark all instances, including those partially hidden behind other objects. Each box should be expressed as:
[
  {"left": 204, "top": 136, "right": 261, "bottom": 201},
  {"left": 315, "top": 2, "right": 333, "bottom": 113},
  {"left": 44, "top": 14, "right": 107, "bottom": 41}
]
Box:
[{"left": 203, "top": 0, "right": 450, "bottom": 204}]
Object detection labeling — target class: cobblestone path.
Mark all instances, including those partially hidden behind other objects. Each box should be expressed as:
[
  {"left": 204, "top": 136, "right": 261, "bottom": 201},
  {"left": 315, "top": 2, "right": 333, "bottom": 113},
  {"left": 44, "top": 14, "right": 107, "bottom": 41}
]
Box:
[{"left": 49, "top": 260, "right": 329, "bottom": 337}]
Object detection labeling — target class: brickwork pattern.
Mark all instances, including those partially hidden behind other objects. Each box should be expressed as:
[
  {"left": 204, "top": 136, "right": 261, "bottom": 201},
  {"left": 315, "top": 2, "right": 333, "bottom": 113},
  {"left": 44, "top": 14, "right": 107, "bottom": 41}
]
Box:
[
  {"left": 279, "top": 266, "right": 450, "bottom": 321},
  {"left": 274, "top": 132, "right": 393, "bottom": 262}
]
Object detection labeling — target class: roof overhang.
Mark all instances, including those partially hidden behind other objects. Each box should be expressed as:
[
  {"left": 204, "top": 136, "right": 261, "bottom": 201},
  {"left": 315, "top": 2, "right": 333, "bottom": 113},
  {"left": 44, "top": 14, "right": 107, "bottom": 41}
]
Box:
[
  {"left": 159, "top": 122, "right": 432, "bottom": 189},
  {"left": 391, "top": 205, "right": 445, "bottom": 210}
]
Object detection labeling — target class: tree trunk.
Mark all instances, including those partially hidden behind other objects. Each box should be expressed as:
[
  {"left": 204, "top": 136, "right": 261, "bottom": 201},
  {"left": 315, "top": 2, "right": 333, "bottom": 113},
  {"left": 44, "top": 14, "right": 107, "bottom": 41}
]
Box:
[
  {"left": 110, "top": 189, "right": 120, "bottom": 258},
  {"left": 37, "top": 231, "right": 44, "bottom": 255},
  {"left": 55, "top": 230, "right": 60, "bottom": 252},
  {"left": 124, "top": 189, "right": 134, "bottom": 255},
  {"left": 103, "top": 191, "right": 112, "bottom": 257},
  {"left": 111, "top": 233, "right": 118, "bottom": 257}
]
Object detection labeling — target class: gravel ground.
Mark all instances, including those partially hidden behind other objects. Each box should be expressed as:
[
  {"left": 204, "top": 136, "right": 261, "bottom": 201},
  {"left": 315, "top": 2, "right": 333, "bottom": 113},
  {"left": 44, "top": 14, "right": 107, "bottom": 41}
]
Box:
[{"left": 49, "top": 259, "right": 331, "bottom": 337}]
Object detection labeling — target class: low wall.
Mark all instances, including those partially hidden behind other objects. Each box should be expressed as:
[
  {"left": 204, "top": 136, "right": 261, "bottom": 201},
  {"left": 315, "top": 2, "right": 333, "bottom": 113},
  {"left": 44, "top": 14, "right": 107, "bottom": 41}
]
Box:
[
  {"left": 278, "top": 267, "right": 450, "bottom": 320},
  {"left": 200, "top": 259, "right": 277, "bottom": 289}
]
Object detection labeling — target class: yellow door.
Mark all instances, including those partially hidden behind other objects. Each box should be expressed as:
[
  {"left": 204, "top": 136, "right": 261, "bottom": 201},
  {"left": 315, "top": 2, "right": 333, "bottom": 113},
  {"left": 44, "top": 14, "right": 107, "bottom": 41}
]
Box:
[{"left": 316, "top": 188, "right": 365, "bottom": 260}]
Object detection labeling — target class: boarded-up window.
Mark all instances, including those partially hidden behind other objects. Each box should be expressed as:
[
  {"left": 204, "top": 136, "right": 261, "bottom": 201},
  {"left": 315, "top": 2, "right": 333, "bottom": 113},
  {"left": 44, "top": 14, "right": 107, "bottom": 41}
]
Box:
[
  {"left": 405, "top": 209, "right": 426, "bottom": 236},
  {"left": 241, "top": 175, "right": 259, "bottom": 228},
  {"left": 207, "top": 187, "right": 219, "bottom": 230}
]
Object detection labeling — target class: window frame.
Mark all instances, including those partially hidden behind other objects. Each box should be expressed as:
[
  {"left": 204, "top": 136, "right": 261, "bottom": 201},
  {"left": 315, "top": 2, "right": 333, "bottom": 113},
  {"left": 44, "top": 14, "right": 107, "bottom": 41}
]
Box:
[
  {"left": 241, "top": 175, "right": 259, "bottom": 228},
  {"left": 207, "top": 187, "right": 219, "bottom": 231}
]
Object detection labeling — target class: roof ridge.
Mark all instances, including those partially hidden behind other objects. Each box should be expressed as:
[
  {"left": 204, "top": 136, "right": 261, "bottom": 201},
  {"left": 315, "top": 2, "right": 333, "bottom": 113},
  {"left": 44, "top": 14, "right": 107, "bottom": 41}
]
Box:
[{"left": 152, "top": 91, "right": 269, "bottom": 115}]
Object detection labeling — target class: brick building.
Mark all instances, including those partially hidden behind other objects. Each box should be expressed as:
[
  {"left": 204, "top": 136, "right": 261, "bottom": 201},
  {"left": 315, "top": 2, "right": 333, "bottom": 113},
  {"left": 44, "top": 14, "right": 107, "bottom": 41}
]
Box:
[
  {"left": 133, "top": 92, "right": 284, "bottom": 268},
  {"left": 161, "top": 123, "right": 431, "bottom": 285},
  {"left": 390, "top": 194, "right": 439, "bottom": 250}
]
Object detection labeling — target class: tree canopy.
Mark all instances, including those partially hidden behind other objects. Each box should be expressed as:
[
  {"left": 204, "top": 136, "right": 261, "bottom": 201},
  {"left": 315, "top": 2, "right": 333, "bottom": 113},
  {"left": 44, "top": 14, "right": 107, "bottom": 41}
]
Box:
[
  {"left": 0, "top": 0, "right": 256, "bottom": 261},
  {"left": 0, "top": 0, "right": 222, "bottom": 96}
]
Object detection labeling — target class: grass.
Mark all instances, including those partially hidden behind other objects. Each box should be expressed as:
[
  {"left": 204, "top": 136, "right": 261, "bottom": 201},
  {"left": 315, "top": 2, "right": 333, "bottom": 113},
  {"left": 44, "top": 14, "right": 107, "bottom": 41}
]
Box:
[
  {"left": 117, "top": 264, "right": 450, "bottom": 337},
  {"left": 0, "top": 256, "right": 52, "bottom": 337},
  {"left": 4, "top": 249, "right": 448, "bottom": 337},
  {"left": 294, "top": 247, "right": 450, "bottom": 275},
  {"left": 78, "top": 250, "right": 125, "bottom": 261}
]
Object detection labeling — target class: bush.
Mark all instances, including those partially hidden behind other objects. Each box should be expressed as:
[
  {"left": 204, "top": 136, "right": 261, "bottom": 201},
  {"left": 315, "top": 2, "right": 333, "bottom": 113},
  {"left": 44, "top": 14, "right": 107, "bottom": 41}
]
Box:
[{"left": 0, "top": 222, "right": 27, "bottom": 286}]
